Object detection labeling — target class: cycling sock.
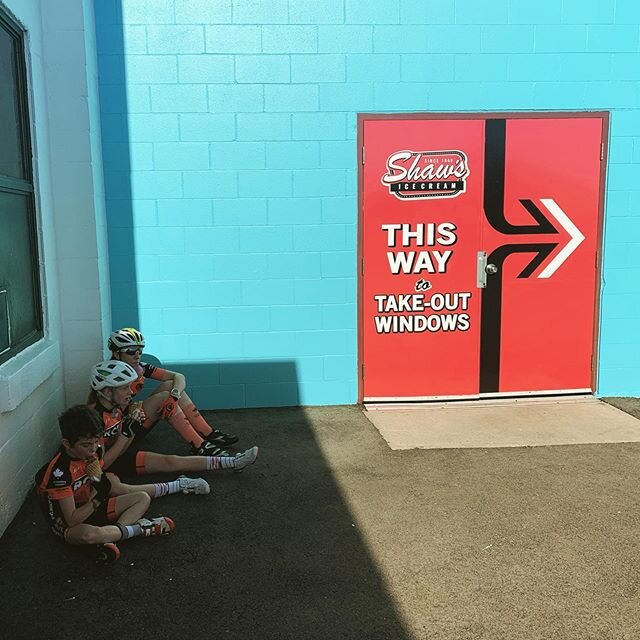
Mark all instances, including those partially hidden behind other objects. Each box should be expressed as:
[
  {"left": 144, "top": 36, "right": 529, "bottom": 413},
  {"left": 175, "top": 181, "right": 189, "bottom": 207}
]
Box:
[{"left": 183, "top": 403, "right": 213, "bottom": 437}]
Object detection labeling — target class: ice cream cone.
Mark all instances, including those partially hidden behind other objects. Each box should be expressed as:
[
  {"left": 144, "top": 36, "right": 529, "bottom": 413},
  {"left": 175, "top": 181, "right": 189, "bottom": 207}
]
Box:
[{"left": 85, "top": 456, "right": 102, "bottom": 480}]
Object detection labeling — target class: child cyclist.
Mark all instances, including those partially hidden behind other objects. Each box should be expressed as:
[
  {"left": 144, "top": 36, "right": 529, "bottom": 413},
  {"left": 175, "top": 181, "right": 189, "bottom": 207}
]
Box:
[
  {"left": 36, "top": 405, "right": 179, "bottom": 563},
  {"left": 88, "top": 360, "right": 258, "bottom": 478},
  {"left": 107, "top": 327, "right": 237, "bottom": 456}
]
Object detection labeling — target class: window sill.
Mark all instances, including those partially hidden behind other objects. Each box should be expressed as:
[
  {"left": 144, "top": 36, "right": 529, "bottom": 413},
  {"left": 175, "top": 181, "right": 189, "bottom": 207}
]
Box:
[{"left": 0, "top": 340, "right": 60, "bottom": 413}]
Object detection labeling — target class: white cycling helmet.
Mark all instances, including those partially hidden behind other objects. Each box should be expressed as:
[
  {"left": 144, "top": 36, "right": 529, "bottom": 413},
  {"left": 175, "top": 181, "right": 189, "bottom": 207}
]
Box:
[
  {"left": 90, "top": 360, "right": 138, "bottom": 391},
  {"left": 108, "top": 327, "right": 145, "bottom": 352}
]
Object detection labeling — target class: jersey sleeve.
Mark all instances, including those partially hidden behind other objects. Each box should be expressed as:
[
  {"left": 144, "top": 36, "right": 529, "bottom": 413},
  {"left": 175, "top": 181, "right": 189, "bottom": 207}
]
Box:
[
  {"left": 142, "top": 362, "right": 168, "bottom": 381},
  {"left": 45, "top": 464, "right": 74, "bottom": 501}
]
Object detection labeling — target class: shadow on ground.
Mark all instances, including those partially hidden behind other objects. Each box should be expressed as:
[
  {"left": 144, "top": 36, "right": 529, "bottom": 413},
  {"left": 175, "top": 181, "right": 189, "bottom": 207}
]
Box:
[
  {"left": 0, "top": 406, "right": 410, "bottom": 640},
  {"left": 3, "top": 400, "right": 640, "bottom": 640}
]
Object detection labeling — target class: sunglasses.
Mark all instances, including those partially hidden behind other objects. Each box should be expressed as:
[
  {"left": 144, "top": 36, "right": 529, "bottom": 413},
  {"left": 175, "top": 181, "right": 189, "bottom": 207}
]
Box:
[{"left": 121, "top": 348, "right": 142, "bottom": 356}]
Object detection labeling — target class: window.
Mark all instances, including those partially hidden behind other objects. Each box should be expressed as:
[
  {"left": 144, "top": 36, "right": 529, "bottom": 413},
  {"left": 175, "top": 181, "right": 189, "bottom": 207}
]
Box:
[{"left": 0, "top": 9, "right": 42, "bottom": 364}]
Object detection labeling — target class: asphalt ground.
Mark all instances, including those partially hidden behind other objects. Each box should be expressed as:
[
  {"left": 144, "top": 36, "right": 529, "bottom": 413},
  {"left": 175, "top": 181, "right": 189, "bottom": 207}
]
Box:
[{"left": 1, "top": 398, "right": 640, "bottom": 640}]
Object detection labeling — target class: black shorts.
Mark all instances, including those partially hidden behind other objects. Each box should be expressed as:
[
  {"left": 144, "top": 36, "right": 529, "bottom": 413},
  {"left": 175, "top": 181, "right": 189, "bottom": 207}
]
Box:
[{"left": 105, "top": 448, "right": 147, "bottom": 479}]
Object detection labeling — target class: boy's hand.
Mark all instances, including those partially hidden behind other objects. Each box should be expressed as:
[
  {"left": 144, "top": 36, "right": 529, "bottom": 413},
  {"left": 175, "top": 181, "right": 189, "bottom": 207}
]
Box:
[
  {"left": 92, "top": 474, "right": 112, "bottom": 502},
  {"left": 121, "top": 416, "right": 144, "bottom": 439}
]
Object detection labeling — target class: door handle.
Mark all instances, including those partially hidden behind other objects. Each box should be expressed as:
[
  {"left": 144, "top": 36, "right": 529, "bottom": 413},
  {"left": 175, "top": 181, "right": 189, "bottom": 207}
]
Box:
[
  {"left": 477, "top": 251, "right": 487, "bottom": 288},
  {"left": 485, "top": 263, "right": 498, "bottom": 275}
]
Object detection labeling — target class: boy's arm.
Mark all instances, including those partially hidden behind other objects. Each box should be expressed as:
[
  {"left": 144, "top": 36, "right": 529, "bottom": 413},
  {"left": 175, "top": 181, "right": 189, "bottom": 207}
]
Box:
[
  {"left": 102, "top": 433, "right": 133, "bottom": 470},
  {"left": 154, "top": 367, "right": 186, "bottom": 396},
  {"left": 57, "top": 492, "right": 101, "bottom": 528}
]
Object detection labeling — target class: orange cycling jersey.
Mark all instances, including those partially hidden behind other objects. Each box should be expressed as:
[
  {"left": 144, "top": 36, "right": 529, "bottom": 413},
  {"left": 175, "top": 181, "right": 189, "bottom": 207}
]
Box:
[
  {"left": 130, "top": 362, "right": 167, "bottom": 396},
  {"left": 36, "top": 447, "right": 104, "bottom": 532}
]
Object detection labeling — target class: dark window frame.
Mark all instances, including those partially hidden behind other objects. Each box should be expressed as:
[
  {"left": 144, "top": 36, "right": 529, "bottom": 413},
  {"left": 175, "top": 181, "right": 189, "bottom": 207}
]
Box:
[{"left": 0, "top": 9, "right": 43, "bottom": 365}]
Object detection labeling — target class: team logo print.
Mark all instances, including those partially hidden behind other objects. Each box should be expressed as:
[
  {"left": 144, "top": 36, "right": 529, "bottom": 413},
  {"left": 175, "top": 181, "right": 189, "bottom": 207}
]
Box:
[
  {"left": 53, "top": 468, "right": 63, "bottom": 478},
  {"left": 381, "top": 150, "right": 470, "bottom": 199}
]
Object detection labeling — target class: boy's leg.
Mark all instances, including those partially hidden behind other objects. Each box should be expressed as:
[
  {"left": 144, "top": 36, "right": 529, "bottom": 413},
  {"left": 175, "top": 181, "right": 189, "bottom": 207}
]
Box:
[
  {"left": 140, "top": 447, "right": 259, "bottom": 474},
  {"left": 149, "top": 382, "right": 238, "bottom": 446},
  {"left": 142, "top": 392, "right": 215, "bottom": 452},
  {"left": 108, "top": 470, "right": 210, "bottom": 497}
]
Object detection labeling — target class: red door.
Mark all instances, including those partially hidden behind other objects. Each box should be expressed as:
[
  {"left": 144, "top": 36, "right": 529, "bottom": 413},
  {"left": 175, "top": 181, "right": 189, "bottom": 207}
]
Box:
[{"left": 360, "top": 114, "right": 605, "bottom": 401}]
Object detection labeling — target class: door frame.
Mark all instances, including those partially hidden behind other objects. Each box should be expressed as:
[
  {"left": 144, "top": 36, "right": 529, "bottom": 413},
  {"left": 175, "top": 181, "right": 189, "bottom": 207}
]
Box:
[{"left": 357, "top": 111, "right": 610, "bottom": 404}]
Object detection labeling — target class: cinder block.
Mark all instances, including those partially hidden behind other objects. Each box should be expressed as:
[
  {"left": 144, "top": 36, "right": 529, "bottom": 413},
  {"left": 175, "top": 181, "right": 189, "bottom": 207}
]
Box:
[
  {"left": 321, "top": 196, "right": 356, "bottom": 223},
  {"left": 243, "top": 332, "right": 296, "bottom": 358},
  {"left": 265, "top": 141, "right": 320, "bottom": 169},
  {"left": 290, "top": 0, "right": 345, "bottom": 24},
  {"left": 97, "top": 25, "right": 147, "bottom": 54},
  {"left": 237, "top": 113, "right": 291, "bottom": 141},
  {"left": 242, "top": 280, "right": 296, "bottom": 305},
  {"left": 183, "top": 171, "right": 238, "bottom": 197},
  {"left": 454, "top": 54, "right": 507, "bottom": 80},
  {"left": 321, "top": 252, "right": 354, "bottom": 277},
  {"left": 294, "top": 329, "right": 354, "bottom": 356},
  {"left": 134, "top": 227, "right": 186, "bottom": 254},
  {"left": 97, "top": 54, "right": 126, "bottom": 84},
  {"left": 615, "top": 0, "right": 640, "bottom": 24},
  {"left": 209, "top": 85, "right": 264, "bottom": 112},
  {"left": 164, "top": 307, "right": 218, "bottom": 334},
  {"left": 178, "top": 55, "right": 234, "bottom": 83},
  {"left": 507, "top": 53, "right": 562, "bottom": 80},
  {"left": 454, "top": 0, "right": 508, "bottom": 24},
  {"left": 103, "top": 142, "right": 154, "bottom": 170},
  {"left": 299, "top": 380, "right": 356, "bottom": 405},
  {"left": 270, "top": 306, "right": 324, "bottom": 330},
  {"left": 423, "top": 25, "right": 482, "bottom": 53},
  {"left": 147, "top": 26, "right": 205, "bottom": 53},
  {"left": 268, "top": 198, "right": 322, "bottom": 225},
  {"left": 236, "top": 56, "right": 290, "bottom": 83},
  {"left": 157, "top": 199, "right": 213, "bottom": 226},
  {"left": 293, "top": 113, "right": 346, "bottom": 140},
  {"left": 184, "top": 227, "right": 240, "bottom": 254},
  {"left": 238, "top": 225, "right": 294, "bottom": 252},
  {"left": 151, "top": 85, "right": 208, "bottom": 113},
  {"left": 400, "top": 54, "right": 455, "bottom": 82},
  {"left": 153, "top": 142, "right": 210, "bottom": 170},
  {"left": 610, "top": 54, "right": 640, "bottom": 81},
  {"left": 373, "top": 82, "right": 430, "bottom": 111},
  {"left": 318, "top": 141, "right": 354, "bottom": 168},
  {"left": 212, "top": 254, "right": 269, "bottom": 280},
  {"left": 321, "top": 303, "right": 356, "bottom": 329},
  {"left": 175, "top": 0, "right": 232, "bottom": 23},
  {"left": 217, "top": 306, "right": 271, "bottom": 331},
  {"left": 293, "top": 224, "right": 347, "bottom": 251},
  {"left": 319, "top": 26, "right": 372, "bottom": 52},
  {"left": 126, "top": 56, "right": 178, "bottom": 84},
  {"left": 346, "top": 54, "right": 400, "bottom": 81},
  {"left": 214, "top": 199, "right": 269, "bottom": 225},
  {"left": 319, "top": 83, "right": 374, "bottom": 111},
  {"left": 139, "top": 283, "right": 189, "bottom": 309},
  {"left": 233, "top": 0, "right": 289, "bottom": 24},
  {"left": 612, "top": 110, "right": 640, "bottom": 136},
  {"left": 481, "top": 26, "right": 534, "bottom": 53},
  {"left": 188, "top": 332, "right": 243, "bottom": 358},
  {"left": 264, "top": 85, "right": 319, "bottom": 112},
  {"left": 205, "top": 26, "right": 261, "bottom": 53},
  {"left": 245, "top": 383, "right": 299, "bottom": 407},
  {"left": 559, "top": 53, "right": 612, "bottom": 81},
  {"left": 535, "top": 26, "right": 587, "bottom": 52},
  {"left": 121, "top": 0, "right": 174, "bottom": 24},
  {"left": 374, "top": 26, "right": 430, "bottom": 53},
  {"left": 293, "top": 169, "right": 347, "bottom": 196},
  {"left": 238, "top": 170, "right": 292, "bottom": 198},
  {"left": 180, "top": 114, "right": 235, "bottom": 141},
  {"left": 187, "top": 281, "right": 243, "bottom": 308},
  {"left": 587, "top": 25, "right": 639, "bottom": 53},
  {"left": 262, "top": 26, "right": 318, "bottom": 53},
  {"left": 400, "top": 0, "right": 454, "bottom": 24},
  {"left": 127, "top": 114, "right": 179, "bottom": 142},
  {"left": 211, "top": 142, "right": 266, "bottom": 169},
  {"left": 130, "top": 170, "right": 183, "bottom": 198},
  {"left": 346, "top": 0, "right": 400, "bottom": 24},
  {"left": 323, "top": 354, "right": 356, "bottom": 380},
  {"left": 562, "top": 0, "right": 614, "bottom": 24},
  {"left": 267, "top": 252, "right": 322, "bottom": 278},
  {"left": 291, "top": 54, "right": 346, "bottom": 82}
]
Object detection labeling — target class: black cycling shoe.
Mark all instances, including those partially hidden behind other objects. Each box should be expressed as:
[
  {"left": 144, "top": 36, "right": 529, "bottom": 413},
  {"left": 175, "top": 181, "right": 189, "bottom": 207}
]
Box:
[
  {"left": 205, "top": 428, "right": 239, "bottom": 447},
  {"left": 192, "top": 440, "right": 233, "bottom": 457}
]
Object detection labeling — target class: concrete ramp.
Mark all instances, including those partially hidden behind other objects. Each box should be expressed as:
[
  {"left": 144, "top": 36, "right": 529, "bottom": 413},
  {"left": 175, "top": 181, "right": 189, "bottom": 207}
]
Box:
[{"left": 364, "top": 396, "right": 640, "bottom": 450}]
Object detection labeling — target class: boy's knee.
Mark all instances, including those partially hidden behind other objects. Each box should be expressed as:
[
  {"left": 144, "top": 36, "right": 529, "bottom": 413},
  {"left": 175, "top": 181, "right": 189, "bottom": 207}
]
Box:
[{"left": 134, "top": 491, "right": 151, "bottom": 509}]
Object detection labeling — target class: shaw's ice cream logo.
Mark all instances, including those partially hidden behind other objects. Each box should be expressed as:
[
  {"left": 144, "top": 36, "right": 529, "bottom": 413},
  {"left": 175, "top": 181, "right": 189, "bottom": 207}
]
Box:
[{"left": 381, "top": 150, "right": 470, "bottom": 199}]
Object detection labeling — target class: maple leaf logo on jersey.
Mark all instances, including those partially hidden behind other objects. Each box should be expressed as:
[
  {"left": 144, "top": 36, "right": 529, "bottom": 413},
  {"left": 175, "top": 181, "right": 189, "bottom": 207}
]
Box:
[{"left": 53, "top": 468, "right": 63, "bottom": 478}]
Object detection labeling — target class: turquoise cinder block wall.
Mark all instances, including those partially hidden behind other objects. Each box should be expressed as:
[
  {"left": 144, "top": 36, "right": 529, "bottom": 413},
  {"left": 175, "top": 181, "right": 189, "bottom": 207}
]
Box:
[{"left": 95, "top": 0, "right": 640, "bottom": 407}]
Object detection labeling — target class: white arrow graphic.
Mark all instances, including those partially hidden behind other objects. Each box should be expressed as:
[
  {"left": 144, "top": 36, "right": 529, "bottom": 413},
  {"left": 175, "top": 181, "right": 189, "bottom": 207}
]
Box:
[{"left": 537, "top": 198, "right": 584, "bottom": 279}]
